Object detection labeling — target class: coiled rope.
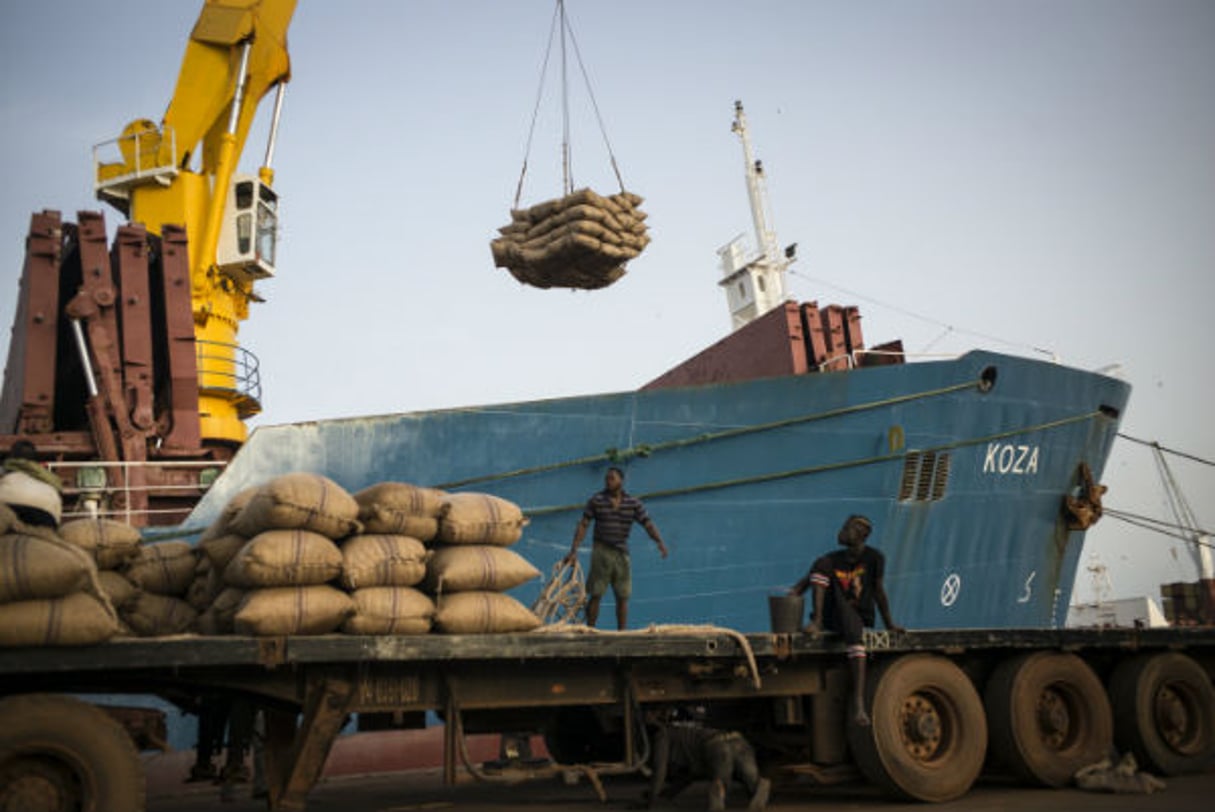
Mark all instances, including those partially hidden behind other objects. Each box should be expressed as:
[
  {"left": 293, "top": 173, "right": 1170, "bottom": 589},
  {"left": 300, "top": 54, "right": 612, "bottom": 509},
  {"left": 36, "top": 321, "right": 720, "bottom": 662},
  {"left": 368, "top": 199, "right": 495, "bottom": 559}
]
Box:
[{"left": 531, "top": 556, "right": 587, "bottom": 625}]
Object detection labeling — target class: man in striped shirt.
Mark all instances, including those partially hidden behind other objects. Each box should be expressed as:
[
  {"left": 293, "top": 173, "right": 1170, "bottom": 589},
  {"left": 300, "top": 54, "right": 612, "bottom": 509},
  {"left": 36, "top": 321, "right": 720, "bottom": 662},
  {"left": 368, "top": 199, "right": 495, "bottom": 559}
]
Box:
[{"left": 564, "top": 466, "right": 667, "bottom": 629}]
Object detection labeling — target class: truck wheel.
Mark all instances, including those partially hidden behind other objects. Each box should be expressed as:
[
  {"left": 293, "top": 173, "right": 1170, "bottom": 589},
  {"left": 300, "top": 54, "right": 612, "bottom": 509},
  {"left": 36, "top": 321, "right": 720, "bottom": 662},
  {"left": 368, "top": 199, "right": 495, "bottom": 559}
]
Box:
[
  {"left": 1110, "top": 652, "right": 1215, "bottom": 775},
  {"left": 0, "top": 694, "right": 146, "bottom": 812},
  {"left": 984, "top": 651, "right": 1112, "bottom": 786},
  {"left": 847, "top": 654, "right": 987, "bottom": 802}
]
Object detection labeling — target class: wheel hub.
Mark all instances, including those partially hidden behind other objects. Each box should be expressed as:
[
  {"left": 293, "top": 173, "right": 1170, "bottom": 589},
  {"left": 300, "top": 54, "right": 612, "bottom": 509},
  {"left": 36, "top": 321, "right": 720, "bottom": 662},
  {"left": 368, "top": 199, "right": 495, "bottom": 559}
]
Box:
[
  {"left": 0, "top": 758, "right": 77, "bottom": 812},
  {"left": 1155, "top": 685, "right": 1195, "bottom": 752},
  {"left": 1036, "top": 688, "right": 1071, "bottom": 747},
  {"left": 900, "top": 694, "right": 943, "bottom": 759}
]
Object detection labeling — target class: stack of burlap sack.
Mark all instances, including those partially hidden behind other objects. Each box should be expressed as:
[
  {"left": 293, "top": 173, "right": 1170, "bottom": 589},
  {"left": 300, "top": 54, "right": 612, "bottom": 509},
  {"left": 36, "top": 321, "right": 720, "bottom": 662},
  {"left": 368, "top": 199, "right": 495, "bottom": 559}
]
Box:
[
  {"left": 0, "top": 503, "right": 121, "bottom": 646},
  {"left": 490, "top": 188, "right": 650, "bottom": 290},
  {"left": 66, "top": 519, "right": 197, "bottom": 636},
  {"left": 190, "top": 473, "right": 543, "bottom": 636},
  {"left": 0, "top": 473, "right": 545, "bottom": 646}
]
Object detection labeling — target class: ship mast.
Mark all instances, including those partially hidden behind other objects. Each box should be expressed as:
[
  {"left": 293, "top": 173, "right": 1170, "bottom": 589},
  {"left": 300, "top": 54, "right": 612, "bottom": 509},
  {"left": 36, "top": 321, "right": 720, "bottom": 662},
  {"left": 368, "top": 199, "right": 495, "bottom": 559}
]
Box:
[{"left": 717, "top": 100, "right": 796, "bottom": 331}]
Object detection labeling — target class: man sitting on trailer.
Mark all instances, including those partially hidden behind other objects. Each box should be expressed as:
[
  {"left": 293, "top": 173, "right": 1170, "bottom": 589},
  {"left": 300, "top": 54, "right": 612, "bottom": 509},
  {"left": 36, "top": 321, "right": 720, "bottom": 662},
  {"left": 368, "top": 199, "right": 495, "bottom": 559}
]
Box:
[
  {"left": 644, "top": 710, "right": 771, "bottom": 812},
  {"left": 789, "top": 514, "right": 904, "bottom": 726},
  {"left": 564, "top": 466, "right": 668, "bottom": 630}
]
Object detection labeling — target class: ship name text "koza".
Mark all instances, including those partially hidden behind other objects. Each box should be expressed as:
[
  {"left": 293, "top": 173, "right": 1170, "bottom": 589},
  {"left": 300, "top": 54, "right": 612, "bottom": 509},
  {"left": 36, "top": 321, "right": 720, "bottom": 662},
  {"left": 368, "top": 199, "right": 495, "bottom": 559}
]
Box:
[{"left": 983, "top": 443, "right": 1039, "bottom": 475}]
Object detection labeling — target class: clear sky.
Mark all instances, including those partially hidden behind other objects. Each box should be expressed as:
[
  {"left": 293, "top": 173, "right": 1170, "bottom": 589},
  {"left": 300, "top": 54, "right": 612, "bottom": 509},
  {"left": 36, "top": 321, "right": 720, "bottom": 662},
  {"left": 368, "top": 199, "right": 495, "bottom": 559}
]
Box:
[{"left": 2, "top": 1, "right": 1212, "bottom": 606}]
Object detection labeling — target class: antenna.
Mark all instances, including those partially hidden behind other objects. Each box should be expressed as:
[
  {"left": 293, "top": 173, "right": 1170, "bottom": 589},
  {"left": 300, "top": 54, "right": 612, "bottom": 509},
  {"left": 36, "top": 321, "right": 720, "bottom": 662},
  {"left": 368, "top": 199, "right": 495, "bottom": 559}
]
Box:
[{"left": 717, "top": 101, "right": 796, "bottom": 331}]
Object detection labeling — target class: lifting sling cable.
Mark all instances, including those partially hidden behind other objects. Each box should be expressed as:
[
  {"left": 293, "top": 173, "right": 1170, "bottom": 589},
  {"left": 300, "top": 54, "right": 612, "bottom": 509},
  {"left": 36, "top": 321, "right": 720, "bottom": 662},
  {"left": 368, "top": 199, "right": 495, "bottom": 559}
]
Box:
[
  {"left": 513, "top": 2, "right": 561, "bottom": 209},
  {"left": 512, "top": 0, "right": 625, "bottom": 208}
]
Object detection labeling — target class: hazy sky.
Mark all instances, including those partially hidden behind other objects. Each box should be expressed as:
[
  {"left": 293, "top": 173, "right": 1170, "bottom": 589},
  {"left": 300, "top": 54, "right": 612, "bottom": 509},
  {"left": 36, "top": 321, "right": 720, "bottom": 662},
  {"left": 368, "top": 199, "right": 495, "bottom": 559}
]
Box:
[{"left": 2, "top": 1, "right": 1212, "bottom": 605}]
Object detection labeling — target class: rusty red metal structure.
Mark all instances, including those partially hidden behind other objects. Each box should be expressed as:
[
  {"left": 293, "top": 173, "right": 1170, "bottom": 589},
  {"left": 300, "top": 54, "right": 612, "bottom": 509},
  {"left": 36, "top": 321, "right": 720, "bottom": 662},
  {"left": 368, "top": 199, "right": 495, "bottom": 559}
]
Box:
[
  {"left": 0, "top": 210, "right": 231, "bottom": 526},
  {"left": 643, "top": 300, "right": 905, "bottom": 390}
]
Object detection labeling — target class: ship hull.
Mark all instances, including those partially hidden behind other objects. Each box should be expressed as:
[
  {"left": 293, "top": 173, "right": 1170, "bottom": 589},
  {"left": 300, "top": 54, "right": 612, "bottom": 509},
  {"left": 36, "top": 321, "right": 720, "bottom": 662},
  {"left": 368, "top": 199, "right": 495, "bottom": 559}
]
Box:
[{"left": 188, "top": 350, "right": 1129, "bottom": 631}]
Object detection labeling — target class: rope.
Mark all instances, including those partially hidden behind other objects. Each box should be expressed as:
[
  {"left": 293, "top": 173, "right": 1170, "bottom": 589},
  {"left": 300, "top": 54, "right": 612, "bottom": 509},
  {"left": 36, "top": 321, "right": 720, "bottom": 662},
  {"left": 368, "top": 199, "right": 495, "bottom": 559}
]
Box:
[
  {"left": 531, "top": 557, "right": 587, "bottom": 625},
  {"left": 1103, "top": 508, "right": 1214, "bottom": 547},
  {"left": 1116, "top": 433, "right": 1214, "bottom": 468},
  {"left": 561, "top": 5, "right": 626, "bottom": 193},
  {"left": 524, "top": 408, "right": 1105, "bottom": 517},
  {"left": 512, "top": 1, "right": 562, "bottom": 208},
  {"left": 435, "top": 379, "right": 979, "bottom": 491},
  {"left": 511, "top": 0, "right": 626, "bottom": 205}
]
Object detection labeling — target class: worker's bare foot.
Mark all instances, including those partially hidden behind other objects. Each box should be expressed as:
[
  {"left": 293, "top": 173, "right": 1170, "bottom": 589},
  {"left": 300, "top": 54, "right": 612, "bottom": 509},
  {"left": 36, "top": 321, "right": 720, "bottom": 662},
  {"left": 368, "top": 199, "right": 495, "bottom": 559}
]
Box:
[{"left": 748, "top": 777, "right": 772, "bottom": 811}]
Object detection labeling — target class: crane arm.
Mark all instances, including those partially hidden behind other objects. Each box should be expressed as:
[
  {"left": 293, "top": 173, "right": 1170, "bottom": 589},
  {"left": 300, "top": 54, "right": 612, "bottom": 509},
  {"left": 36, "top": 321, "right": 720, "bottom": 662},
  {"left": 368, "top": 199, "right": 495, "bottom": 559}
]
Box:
[{"left": 162, "top": 0, "right": 294, "bottom": 180}]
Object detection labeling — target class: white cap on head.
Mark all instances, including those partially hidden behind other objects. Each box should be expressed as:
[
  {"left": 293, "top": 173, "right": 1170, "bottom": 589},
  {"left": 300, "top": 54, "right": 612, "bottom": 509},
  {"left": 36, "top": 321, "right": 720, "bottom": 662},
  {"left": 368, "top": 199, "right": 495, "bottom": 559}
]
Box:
[{"left": 0, "top": 469, "right": 63, "bottom": 526}]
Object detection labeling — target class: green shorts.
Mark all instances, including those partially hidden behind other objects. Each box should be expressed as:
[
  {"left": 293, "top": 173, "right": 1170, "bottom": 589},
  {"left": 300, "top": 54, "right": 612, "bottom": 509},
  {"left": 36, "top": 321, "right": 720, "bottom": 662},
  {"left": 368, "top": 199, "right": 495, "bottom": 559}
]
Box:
[{"left": 587, "top": 543, "right": 632, "bottom": 600}]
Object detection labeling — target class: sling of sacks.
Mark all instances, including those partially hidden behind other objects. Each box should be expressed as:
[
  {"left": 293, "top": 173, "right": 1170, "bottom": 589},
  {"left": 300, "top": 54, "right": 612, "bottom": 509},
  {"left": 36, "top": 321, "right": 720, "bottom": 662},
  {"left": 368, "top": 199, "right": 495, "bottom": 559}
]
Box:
[
  {"left": 190, "top": 473, "right": 544, "bottom": 637},
  {"left": 490, "top": 188, "right": 650, "bottom": 290}
]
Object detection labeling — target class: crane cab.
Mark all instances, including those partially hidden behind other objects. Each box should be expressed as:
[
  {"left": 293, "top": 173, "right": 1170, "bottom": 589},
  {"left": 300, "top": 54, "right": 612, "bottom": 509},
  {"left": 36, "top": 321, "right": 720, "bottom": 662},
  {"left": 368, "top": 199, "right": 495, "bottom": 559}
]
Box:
[{"left": 217, "top": 175, "right": 278, "bottom": 280}]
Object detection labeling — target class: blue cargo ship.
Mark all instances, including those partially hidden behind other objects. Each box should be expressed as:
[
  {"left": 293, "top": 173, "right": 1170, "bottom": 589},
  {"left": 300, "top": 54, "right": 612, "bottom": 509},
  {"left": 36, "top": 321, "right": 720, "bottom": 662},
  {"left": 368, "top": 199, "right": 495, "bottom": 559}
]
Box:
[{"left": 184, "top": 343, "right": 1128, "bottom": 632}]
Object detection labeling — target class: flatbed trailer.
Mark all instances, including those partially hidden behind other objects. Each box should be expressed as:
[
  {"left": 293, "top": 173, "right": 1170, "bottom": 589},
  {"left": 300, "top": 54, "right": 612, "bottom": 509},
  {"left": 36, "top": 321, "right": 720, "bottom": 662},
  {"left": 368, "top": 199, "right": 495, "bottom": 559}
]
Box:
[{"left": 1, "top": 626, "right": 1214, "bottom": 811}]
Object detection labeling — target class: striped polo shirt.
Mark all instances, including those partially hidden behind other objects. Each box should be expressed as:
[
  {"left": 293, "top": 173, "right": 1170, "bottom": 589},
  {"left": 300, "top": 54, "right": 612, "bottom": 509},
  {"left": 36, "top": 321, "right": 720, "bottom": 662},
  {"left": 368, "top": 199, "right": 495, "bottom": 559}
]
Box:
[{"left": 584, "top": 490, "right": 650, "bottom": 551}]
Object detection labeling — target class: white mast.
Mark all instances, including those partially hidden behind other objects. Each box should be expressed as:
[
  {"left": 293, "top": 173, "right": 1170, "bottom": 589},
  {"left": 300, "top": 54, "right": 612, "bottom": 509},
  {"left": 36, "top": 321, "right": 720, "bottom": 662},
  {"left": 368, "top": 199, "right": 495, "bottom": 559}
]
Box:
[{"left": 718, "top": 100, "right": 795, "bottom": 331}]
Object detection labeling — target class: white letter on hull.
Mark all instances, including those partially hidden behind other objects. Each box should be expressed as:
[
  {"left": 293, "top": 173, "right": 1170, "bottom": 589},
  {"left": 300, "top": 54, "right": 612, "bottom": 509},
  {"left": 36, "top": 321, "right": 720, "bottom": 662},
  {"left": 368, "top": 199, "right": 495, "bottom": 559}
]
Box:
[{"left": 983, "top": 443, "right": 1040, "bottom": 475}]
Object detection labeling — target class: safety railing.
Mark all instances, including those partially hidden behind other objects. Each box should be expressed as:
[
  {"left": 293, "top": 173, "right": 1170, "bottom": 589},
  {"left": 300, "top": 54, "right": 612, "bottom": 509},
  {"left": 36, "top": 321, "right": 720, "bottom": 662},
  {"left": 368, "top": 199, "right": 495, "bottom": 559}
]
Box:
[
  {"left": 93, "top": 125, "right": 179, "bottom": 204},
  {"left": 47, "top": 458, "right": 226, "bottom": 528},
  {"left": 196, "top": 339, "right": 263, "bottom": 415}
]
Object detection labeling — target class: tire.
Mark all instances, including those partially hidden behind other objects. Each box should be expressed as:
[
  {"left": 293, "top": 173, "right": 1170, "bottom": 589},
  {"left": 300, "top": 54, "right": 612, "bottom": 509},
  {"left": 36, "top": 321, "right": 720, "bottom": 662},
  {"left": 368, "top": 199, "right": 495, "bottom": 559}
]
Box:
[
  {"left": 847, "top": 654, "right": 987, "bottom": 802},
  {"left": 984, "top": 651, "right": 1113, "bottom": 787},
  {"left": 0, "top": 694, "right": 146, "bottom": 812},
  {"left": 1110, "top": 652, "right": 1215, "bottom": 776}
]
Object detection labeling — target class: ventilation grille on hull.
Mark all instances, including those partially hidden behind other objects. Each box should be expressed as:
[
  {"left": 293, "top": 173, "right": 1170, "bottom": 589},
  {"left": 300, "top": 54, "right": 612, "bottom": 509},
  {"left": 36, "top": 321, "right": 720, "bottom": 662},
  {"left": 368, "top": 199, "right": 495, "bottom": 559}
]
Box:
[{"left": 898, "top": 451, "right": 951, "bottom": 502}]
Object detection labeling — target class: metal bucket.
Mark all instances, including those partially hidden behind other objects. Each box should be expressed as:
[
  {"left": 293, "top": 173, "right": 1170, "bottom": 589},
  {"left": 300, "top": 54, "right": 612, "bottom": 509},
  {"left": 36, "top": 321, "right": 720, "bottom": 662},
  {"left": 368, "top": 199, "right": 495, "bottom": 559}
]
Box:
[{"left": 768, "top": 593, "right": 804, "bottom": 634}]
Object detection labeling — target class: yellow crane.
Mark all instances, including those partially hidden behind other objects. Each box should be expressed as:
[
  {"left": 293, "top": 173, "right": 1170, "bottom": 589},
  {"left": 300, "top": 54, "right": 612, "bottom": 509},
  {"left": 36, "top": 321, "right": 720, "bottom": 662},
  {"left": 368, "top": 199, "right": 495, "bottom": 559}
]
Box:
[{"left": 94, "top": 0, "right": 296, "bottom": 446}]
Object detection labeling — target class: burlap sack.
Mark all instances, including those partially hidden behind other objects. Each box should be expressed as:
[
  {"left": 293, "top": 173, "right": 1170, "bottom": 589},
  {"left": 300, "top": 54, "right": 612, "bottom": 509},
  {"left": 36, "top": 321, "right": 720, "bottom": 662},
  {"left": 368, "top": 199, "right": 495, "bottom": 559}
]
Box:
[
  {"left": 199, "top": 533, "right": 247, "bottom": 571},
  {"left": 0, "top": 592, "right": 120, "bottom": 647},
  {"left": 342, "top": 587, "right": 435, "bottom": 635},
  {"left": 437, "top": 493, "right": 528, "bottom": 546},
  {"left": 121, "top": 592, "right": 198, "bottom": 637},
  {"left": 433, "top": 591, "right": 541, "bottom": 634},
  {"left": 195, "top": 586, "right": 245, "bottom": 635},
  {"left": 234, "top": 585, "right": 354, "bottom": 636},
  {"left": 223, "top": 529, "right": 342, "bottom": 588},
  {"left": 199, "top": 486, "right": 259, "bottom": 542},
  {"left": 125, "top": 541, "right": 196, "bottom": 596},
  {"left": 0, "top": 531, "right": 96, "bottom": 603},
  {"left": 230, "top": 473, "right": 360, "bottom": 540},
  {"left": 186, "top": 568, "right": 223, "bottom": 612},
  {"left": 98, "top": 570, "right": 140, "bottom": 611},
  {"left": 423, "top": 545, "right": 540, "bottom": 594},
  {"left": 0, "top": 503, "right": 15, "bottom": 535},
  {"left": 59, "top": 518, "right": 142, "bottom": 570},
  {"left": 353, "top": 482, "right": 446, "bottom": 541},
  {"left": 340, "top": 534, "right": 427, "bottom": 589}
]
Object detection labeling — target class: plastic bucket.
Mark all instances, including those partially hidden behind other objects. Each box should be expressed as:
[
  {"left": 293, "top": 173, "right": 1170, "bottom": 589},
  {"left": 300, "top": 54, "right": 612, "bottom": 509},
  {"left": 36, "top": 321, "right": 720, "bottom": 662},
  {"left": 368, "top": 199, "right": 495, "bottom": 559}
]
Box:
[{"left": 768, "top": 594, "right": 804, "bottom": 634}]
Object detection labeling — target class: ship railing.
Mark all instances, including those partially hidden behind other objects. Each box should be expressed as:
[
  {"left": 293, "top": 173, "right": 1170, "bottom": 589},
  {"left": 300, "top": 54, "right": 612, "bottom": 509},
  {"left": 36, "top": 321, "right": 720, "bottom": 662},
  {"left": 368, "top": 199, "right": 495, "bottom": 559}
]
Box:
[{"left": 47, "top": 458, "right": 226, "bottom": 528}]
